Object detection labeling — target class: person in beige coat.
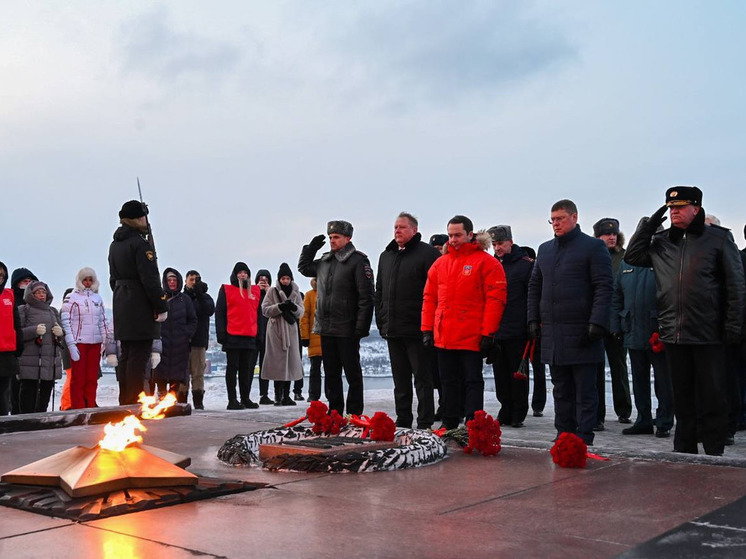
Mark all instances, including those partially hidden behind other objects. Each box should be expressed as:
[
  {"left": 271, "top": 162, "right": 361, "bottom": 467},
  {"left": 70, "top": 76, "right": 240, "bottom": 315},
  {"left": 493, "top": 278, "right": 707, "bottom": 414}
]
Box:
[{"left": 261, "top": 263, "right": 304, "bottom": 405}]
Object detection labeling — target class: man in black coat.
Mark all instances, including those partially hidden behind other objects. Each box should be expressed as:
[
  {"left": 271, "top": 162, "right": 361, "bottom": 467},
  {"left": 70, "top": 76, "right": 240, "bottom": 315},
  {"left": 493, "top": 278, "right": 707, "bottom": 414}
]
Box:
[
  {"left": 108, "top": 200, "right": 168, "bottom": 405},
  {"left": 298, "top": 220, "right": 375, "bottom": 415},
  {"left": 626, "top": 186, "right": 745, "bottom": 456},
  {"left": 488, "top": 225, "right": 534, "bottom": 428},
  {"left": 183, "top": 270, "right": 215, "bottom": 409},
  {"left": 527, "top": 199, "right": 613, "bottom": 445},
  {"left": 376, "top": 212, "right": 440, "bottom": 429}
]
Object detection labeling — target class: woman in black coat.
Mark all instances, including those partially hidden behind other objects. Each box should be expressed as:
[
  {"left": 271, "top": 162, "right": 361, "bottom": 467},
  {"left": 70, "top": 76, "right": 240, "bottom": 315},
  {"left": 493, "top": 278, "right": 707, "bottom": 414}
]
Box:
[{"left": 153, "top": 268, "right": 196, "bottom": 400}]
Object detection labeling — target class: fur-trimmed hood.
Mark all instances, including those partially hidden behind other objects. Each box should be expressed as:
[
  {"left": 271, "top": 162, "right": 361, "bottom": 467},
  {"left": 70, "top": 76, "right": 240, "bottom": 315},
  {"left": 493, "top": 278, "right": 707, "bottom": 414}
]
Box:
[
  {"left": 442, "top": 231, "right": 491, "bottom": 255},
  {"left": 75, "top": 267, "right": 100, "bottom": 293},
  {"left": 610, "top": 231, "right": 626, "bottom": 253}
]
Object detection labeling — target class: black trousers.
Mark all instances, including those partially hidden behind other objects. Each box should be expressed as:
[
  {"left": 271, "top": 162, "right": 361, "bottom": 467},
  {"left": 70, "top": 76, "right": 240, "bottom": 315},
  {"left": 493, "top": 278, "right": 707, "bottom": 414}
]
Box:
[
  {"left": 726, "top": 344, "right": 744, "bottom": 435},
  {"left": 118, "top": 339, "right": 152, "bottom": 405},
  {"left": 596, "top": 333, "right": 632, "bottom": 422},
  {"left": 249, "top": 343, "right": 270, "bottom": 397},
  {"left": 531, "top": 342, "right": 547, "bottom": 413},
  {"left": 437, "top": 349, "right": 483, "bottom": 430},
  {"left": 492, "top": 338, "right": 530, "bottom": 426},
  {"left": 666, "top": 344, "right": 727, "bottom": 455},
  {"left": 387, "top": 337, "right": 434, "bottom": 429},
  {"left": 308, "top": 356, "right": 323, "bottom": 401},
  {"left": 225, "top": 349, "right": 252, "bottom": 404},
  {"left": 19, "top": 378, "right": 54, "bottom": 413},
  {"left": 321, "top": 335, "right": 364, "bottom": 415},
  {"left": 550, "top": 363, "right": 598, "bottom": 445}
]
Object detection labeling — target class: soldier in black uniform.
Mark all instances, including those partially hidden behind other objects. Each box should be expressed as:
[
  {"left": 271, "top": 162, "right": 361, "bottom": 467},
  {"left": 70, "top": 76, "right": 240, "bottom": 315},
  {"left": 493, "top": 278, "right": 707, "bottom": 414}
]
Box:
[
  {"left": 298, "top": 220, "right": 375, "bottom": 416},
  {"left": 108, "top": 200, "right": 168, "bottom": 405}
]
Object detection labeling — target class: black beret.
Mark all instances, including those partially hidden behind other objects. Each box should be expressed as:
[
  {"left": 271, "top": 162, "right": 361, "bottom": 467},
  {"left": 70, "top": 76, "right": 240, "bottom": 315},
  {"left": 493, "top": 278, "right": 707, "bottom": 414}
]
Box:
[
  {"left": 327, "top": 220, "right": 353, "bottom": 237},
  {"left": 666, "top": 186, "right": 702, "bottom": 207},
  {"left": 119, "top": 200, "right": 148, "bottom": 219},
  {"left": 593, "top": 218, "right": 620, "bottom": 237}
]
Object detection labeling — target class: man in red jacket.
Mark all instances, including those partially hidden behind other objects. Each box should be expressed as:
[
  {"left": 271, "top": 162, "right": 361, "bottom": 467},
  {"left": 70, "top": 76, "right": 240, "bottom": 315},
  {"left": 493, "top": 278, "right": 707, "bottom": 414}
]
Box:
[{"left": 422, "top": 215, "right": 507, "bottom": 429}]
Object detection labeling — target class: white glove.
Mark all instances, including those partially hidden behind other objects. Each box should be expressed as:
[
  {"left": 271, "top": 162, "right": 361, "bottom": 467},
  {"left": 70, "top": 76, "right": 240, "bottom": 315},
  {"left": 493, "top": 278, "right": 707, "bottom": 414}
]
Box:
[
  {"left": 150, "top": 352, "right": 161, "bottom": 369},
  {"left": 52, "top": 324, "right": 63, "bottom": 337},
  {"left": 36, "top": 324, "right": 46, "bottom": 336},
  {"left": 69, "top": 344, "right": 80, "bottom": 362},
  {"left": 155, "top": 312, "right": 168, "bottom": 323},
  {"left": 106, "top": 354, "right": 118, "bottom": 367}
]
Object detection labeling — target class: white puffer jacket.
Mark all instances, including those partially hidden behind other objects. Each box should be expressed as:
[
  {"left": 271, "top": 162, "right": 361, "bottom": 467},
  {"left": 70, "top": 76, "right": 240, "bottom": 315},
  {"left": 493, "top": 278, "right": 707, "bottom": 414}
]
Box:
[{"left": 61, "top": 267, "right": 111, "bottom": 346}]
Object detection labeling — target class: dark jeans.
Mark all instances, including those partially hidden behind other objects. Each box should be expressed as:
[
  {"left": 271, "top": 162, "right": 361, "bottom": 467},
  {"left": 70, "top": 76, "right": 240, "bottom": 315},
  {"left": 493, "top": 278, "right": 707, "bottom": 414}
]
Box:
[
  {"left": 492, "top": 338, "right": 529, "bottom": 425},
  {"left": 666, "top": 344, "right": 727, "bottom": 455},
  {"left": 629, "top": 348, "right": 674, "bottom": 430},
  {"left": 225, "top": 349, "right": 252, "bottom": 404},
  {"left": 550, "top": 363, "right": 598, "bottom": 444},
  {"left": 275, "top": 380, "right": 291, "bottom": 400},
  {"left": 387, "top": 337, "right": 434, "bottom": 429},
  {"left": 321, "top": 335, "right": 364, "bottom": 415},
  {"left": 437, "top": 349, "right": 483, "bottom": 430},
  {"left": 308, "top": 356, "right": 323, "bottom": 401},
  {"left": 250, "top": 343, "right": 270, "bottom": 398},
  {"left": 19, "top": 378, "right": 54, "bottom": 413},
  {"left": 596, "top": 333, "right": 632, "bottom": 422},
  {"left": 531, "top": 342, "right": 547, "bottom": 413},
  {"left": 118, "top": 339, "right": 152, "bottom": 405}
]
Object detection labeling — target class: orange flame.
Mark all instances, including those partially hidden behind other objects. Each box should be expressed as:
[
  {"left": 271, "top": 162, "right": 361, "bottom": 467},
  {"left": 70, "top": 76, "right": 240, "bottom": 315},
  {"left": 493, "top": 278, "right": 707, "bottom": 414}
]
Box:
[
  {"left": 138, "top": 391, "right": 177, "bottom": 420},
  {"left": 98, "top": 392, "right": 178, "bottom": 451},
  {"left": 99, "top": 415, "right": 147, "bottom": 451}
]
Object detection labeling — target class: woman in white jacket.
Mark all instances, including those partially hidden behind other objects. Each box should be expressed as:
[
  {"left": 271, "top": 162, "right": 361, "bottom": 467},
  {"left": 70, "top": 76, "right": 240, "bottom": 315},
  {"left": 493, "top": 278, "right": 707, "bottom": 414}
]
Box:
[{"left": 61, "top": 267, "right": 111, "bottom": 409}]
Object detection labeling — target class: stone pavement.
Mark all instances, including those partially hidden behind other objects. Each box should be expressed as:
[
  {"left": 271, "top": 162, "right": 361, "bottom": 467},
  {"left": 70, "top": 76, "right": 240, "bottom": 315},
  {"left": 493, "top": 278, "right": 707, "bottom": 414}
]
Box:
[{"left": 1, "top": 389, "right": 746, "bottom": 558}]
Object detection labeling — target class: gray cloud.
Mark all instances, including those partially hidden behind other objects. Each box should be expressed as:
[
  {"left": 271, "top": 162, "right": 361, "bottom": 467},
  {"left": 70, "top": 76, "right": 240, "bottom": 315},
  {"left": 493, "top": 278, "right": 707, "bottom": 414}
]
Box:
[
  {"left": 116, "top": 8, "right": 243, "bottom": 86},
  {"left": 316, "top": 0, "right": 577, "bottom": 107}
]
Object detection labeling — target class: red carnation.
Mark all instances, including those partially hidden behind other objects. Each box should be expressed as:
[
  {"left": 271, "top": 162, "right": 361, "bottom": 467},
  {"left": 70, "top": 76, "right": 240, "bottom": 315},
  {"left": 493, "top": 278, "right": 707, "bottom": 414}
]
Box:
[
  {"left": 369, "top": 412, "right": 396, "bottom": 441},
  {"left": 307, "top": 401, "right": 329, "bottom": 424},
  {"left": 464, "top": 410, "right": 501, "bottom": 456},
  {"left": 550, "top": 432, "right": 587, "bottom": 468},
  {"left": 649, "top": 332, "right": 665, "bottom": 353}
]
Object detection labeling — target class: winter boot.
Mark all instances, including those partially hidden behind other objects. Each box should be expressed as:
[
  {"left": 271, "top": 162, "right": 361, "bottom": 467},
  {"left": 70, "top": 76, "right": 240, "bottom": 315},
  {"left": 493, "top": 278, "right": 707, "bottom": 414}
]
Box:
[
  {"left": 192, "top": 390, "right": 205, "bottom": 410},
  {"left": 227, "top": 399, "right": 243, "bottom": 410},
  {"left": 177, "top": 390, "right": 188, "bottom": 404}
]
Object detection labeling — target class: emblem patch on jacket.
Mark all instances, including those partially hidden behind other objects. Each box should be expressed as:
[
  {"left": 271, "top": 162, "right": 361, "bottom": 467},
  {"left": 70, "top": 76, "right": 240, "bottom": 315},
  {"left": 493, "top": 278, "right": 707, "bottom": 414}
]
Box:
[
  {"left": 146, "top": 251, "right": 155, "bottom": 261},
  {"left": 463, "top": 265, "right": 472, "bottom": 276}
]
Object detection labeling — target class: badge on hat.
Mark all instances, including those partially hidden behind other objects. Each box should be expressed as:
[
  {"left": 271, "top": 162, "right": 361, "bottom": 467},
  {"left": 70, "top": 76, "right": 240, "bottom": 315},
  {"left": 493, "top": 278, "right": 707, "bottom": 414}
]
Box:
[{"left": 665, "top": 186, "right": 702, "bottom": 207}]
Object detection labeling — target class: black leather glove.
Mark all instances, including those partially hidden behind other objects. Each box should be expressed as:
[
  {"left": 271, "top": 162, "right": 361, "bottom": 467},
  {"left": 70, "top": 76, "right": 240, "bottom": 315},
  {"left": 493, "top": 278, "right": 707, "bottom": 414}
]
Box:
[
  {"left": 308, "top": 234, "right": 326, "bottom": 252},
  {"left": 354, "top": 329, "right": 369, "bottom": 339},
  {"left": 528, "top": 321, "right": 541, "bottom": 340},
  {"left": 588, "top": 323, "right": 605, "bottom": 342},
  {"left": 197, "top": 280, "right": 208, "bottom": 294},
  {"left": 422, "top": 331, "right": 434, "bottom": 348},
  {"left": 646, "top": 205, "right": 668, "bottom": 232},
  {"left": 479, "top": 335, "right": 494, "bottom": 358},
  {"left": 277, "top": 300, "right": 289, "bottom": 311},
  {"left": 301, "top": 339, "right": 310, "bottom": 348},
  {"left": 286, "top": 301, "right": 298, "bottom": 312}
]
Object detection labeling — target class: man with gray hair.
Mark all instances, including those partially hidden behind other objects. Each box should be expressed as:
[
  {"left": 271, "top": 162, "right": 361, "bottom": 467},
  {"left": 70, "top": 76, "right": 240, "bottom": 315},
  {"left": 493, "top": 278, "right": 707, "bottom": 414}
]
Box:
[
  {"left": 376, "top": 212, "right": 441, "bottom": 429},
  {"left": 298, "top": 220, "right": 375, "bottom": 416},
  {"left": 487, "top": 224, "right": 534, "bottom": 428}
]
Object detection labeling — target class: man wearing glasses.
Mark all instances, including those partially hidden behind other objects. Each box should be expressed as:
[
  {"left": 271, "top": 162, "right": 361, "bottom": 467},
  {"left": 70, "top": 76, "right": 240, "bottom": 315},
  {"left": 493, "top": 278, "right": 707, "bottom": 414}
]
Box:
[{"left": 527, "top": 199, "right": 613, "bottom": 445}]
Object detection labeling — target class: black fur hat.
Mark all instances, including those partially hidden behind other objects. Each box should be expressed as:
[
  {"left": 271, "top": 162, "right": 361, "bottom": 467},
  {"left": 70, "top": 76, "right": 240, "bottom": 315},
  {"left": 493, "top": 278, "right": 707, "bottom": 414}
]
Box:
[{"left": 119, "top": 200, "right": 148, "bottom": 219}]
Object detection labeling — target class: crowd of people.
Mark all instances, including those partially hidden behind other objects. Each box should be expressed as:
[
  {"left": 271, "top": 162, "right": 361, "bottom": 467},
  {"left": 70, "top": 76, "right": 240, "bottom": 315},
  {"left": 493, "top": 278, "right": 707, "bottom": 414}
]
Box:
[{"left": 2, "top": 186, "right": 745, "bottom": 457}]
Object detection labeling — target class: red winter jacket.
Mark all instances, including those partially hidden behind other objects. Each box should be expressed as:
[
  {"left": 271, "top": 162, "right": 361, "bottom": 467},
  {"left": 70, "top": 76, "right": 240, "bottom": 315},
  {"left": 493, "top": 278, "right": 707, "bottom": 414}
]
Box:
[{"left": 421, "top": 240, "right": 507, "bottom": 351}]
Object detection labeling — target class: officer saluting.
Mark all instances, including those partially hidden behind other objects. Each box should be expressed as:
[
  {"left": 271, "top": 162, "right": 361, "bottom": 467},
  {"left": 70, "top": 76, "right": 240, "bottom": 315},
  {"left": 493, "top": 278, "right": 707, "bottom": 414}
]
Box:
[{"left": 108, "top": 200, "right": 168, "bottom": 405}]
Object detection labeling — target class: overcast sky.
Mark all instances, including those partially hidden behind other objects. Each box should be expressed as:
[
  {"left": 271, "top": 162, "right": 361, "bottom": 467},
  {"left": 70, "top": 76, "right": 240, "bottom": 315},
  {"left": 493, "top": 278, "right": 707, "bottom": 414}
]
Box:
[{"left": 2, "top": 1, "right": 745, "bottom": 304}]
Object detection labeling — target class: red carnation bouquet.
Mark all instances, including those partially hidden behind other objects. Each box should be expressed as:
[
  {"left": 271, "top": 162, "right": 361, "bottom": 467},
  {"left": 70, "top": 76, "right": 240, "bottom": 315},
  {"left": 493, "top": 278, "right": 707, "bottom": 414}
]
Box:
[
  {"left": 349, "top": 412, "right": 397, "bottom": 441},
  {"left": 284, "top": 401, "right": 348, "bottom": 435},
  {"left": 464, "top": 410, "right": 501, "bottom": 456},
  {"left": 513, "top": 340, "right": 535, "bottom": 381},
  {"left": 550, "top": 432, "right": 587, "bottom": 468},
  {"left": 649, "top": 332, "right": 665, "bottom": 353}
]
